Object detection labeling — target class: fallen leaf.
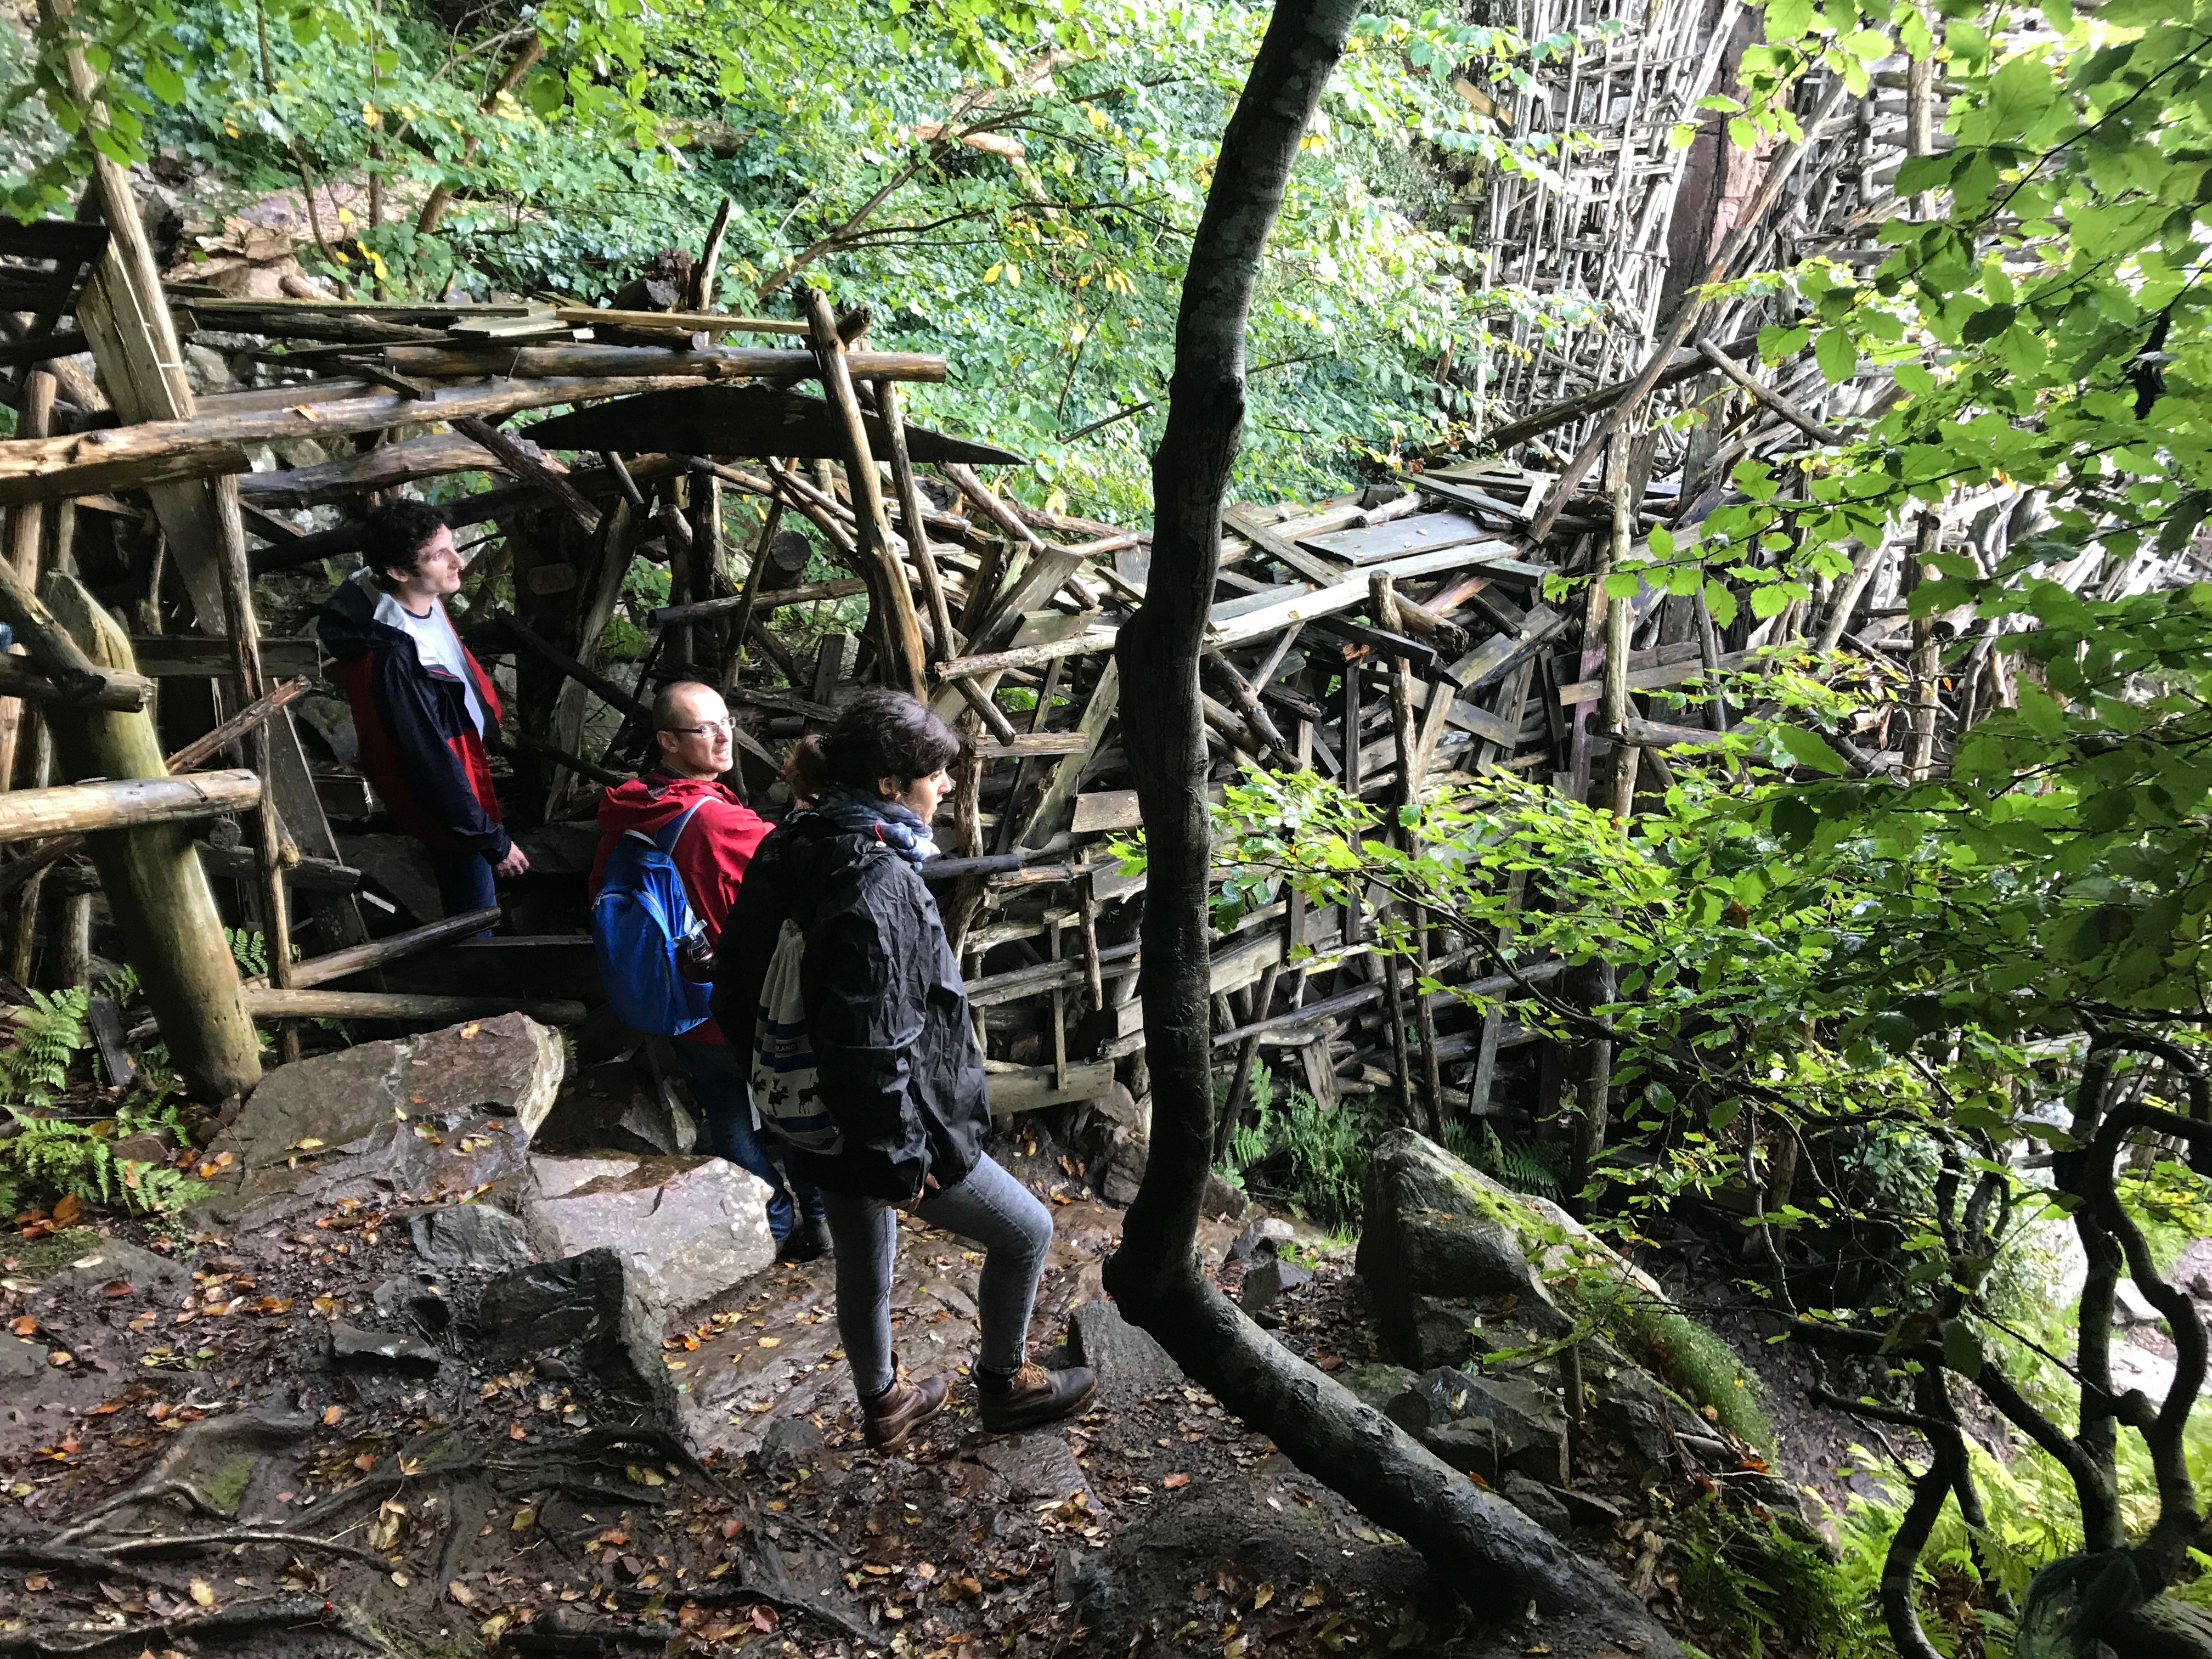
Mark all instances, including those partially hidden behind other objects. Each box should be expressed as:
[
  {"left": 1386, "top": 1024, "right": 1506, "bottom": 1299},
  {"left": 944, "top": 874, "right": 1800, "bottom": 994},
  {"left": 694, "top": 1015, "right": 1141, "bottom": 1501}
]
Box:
[
  {"left": 748, "top": 1605, "right": 778, "bottom": 1632},
  {"left": 23, "top": 1575, "right": 47, "bottom": 1592},
  {"left": 1254, "top": 1582, "right": 1274, "bottom": 1610},
  {"left": 448, "top": 1581, "right": 476, "bottom": 1605},
  {"left": 719, "top": 1517, "right": 743, "bottom": 1540},
  {"left": 755, "top": 1336, "right": 780, "bottom": 1348},
  {"left": 189, "top": 1578, "right": 214, "bottom": 1607},
  {"left": 8, "top": 1316, "right": 32, "bottom": 1336},
  {"left": 509, "top": 1421, "right": 527, "bottom": 1441},
  {"left": 51, "top": 1194, "right": 82, "bottom": 1226},
  {"left": 511, "top": 1507, "right": 537, "bottom": 1531},
  {"left": 321, "top": 1405, "right": 346, "bottom": 1427},
  {"left": 1162, "top": 1473, "right": 1190, "bottom": 1490},
  {"left": 103, "top": 1280, "right": 133, "bottom": 1299},
  {"left": 46, "top": 1351, "right": 71, "bottom": 1367}
]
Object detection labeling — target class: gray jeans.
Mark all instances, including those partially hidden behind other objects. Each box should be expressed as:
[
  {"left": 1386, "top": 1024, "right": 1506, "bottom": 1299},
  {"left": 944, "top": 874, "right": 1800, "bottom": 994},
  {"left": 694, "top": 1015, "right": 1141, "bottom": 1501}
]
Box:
[{"left": 819, "top": 1151, "right": 1054, "bottom": 1400}]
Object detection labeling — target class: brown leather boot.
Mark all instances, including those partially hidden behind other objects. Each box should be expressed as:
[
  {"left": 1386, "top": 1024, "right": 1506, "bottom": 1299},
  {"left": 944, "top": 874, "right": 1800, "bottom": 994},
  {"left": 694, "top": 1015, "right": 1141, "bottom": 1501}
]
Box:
[
  {"left": 978, "top": 1362, "right": 1096, "bottom": 1434},
  {"left": 860, "top": 1370, "right": 947, "bottom": 1451}
]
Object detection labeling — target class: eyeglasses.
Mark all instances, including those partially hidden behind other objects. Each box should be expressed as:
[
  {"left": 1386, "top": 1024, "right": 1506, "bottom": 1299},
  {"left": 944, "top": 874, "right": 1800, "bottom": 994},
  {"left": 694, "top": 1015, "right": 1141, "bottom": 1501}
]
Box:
[{"left": 661, "top": 718, "right": 734, "bottom": 737}]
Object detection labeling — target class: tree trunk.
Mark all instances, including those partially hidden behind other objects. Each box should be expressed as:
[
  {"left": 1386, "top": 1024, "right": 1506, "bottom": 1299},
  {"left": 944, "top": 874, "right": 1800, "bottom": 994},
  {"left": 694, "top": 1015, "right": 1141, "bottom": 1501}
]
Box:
[
  {"left": 1101, "top": 5, "right": 1680, "bottom": 1652},
  {"left": 38, "top": 574, "right": 259, "bottom": 1101}
]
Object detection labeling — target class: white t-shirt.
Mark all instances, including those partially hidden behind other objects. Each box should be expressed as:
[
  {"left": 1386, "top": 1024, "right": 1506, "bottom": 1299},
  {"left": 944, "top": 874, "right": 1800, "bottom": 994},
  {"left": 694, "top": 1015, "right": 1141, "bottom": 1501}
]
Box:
[{"left": 355, "top": 568, "right": 490, "bottom": 740}]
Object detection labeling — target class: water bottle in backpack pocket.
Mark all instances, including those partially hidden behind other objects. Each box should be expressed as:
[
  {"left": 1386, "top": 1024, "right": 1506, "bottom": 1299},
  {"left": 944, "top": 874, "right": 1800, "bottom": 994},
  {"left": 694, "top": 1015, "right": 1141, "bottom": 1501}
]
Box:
[
  {"left": 749, "top": 918, "right": 843, "bottom": 1154},
  {"left": 591, "top": 802, "right": 715, "bottom": 1037}
]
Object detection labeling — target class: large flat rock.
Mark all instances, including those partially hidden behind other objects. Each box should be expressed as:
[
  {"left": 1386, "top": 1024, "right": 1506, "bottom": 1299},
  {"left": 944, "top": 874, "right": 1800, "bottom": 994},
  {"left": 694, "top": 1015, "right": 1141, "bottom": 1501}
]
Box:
[
  {"left": 198, "top": 1014, "right": 564, "bottom": 1230},
  {"left": 519, "top": 1152, "right": 776, "bottom": 1386}
]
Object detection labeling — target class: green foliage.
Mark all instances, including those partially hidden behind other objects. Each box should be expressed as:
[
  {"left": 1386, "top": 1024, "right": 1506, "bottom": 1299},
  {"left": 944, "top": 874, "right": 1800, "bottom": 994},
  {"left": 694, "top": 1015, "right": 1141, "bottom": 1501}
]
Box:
[
  {"left": 0, "top": 989, "right": 91, "bottom": 1107},
  {"left": 1443, "top": 1119, "right": 1566, "bottom": 1202},
  {"left": 1606, "top": 1291, "right": 1776, "bottom": 1460},
  {"left": 1667, "top": 1493, "right": 1877, "bottom": 1658},
  {"left": 224, "top": 927, "right": 268, "bottom": 979},
  {"left": 1222, "top": 1060, "right": 1373, "bottom": 1229}
]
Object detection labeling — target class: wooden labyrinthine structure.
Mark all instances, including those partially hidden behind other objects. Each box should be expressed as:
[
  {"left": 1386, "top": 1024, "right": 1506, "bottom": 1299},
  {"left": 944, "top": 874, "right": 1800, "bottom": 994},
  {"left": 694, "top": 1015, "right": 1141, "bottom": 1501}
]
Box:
[{"left": 0, "top": 34, "right": 2176, "bottom": 1169}]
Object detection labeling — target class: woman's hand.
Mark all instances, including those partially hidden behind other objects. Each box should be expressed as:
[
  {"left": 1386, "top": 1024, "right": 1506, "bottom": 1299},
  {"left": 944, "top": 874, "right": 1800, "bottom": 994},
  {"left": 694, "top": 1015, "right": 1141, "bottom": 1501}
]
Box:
[{"left": 900, "top": 1173, "right": 941, "bottom": 1211}]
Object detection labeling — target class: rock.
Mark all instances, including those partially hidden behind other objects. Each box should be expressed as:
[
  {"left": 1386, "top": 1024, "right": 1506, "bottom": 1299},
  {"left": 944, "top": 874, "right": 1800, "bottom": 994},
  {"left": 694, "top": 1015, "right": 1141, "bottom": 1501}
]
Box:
[
  {"left": 198, "top": 1015, "right": 563, "bottom": 1228},
  {"left": 1239, "top": 1257, "right": 1313, "bottom": 1326},
  {"left": 1419, "top": 1419, "right": 1502, "bottom": 1481},
  {"left": 126, "top": 1402, "right": 314, "bottom": 1520},
  {"left": 974, "top": 1431, "right": 1091, "bottom": 1501},
  {"left": 1497, "top": 1472, "right": 1572, "bottom": 1537},
  {"left": 1068, "top": 1299, "right": 1181, "bottom": 1401},
  {"left": 476, "top": 1249, "right": 631, "bottom": 1376},
  {"left": 411, "top": 1205, "right": 531, "bottom": 1274},
  {"left": 758, "top": 1417, "right": 824, "bottom": 1472},
  {"left": 1357, "top": 1131, "right": 1567, "bottom": 1367},
  {"left": 371, "top": 1272, "right": 452, "bottom": 1335},
  {"left": 331, "top": 1322, "right": 442, "bottom": 1373},
  {"left": 1387, "top": 1368, "right": 1567, "bottom": 1485},
  {"left": 1227, "top": 1216, "right": 1295, "bottom": 1263},
  {"left": 926, "top": 1278, "right": 979, "bottom": 1321},
  {"left": 1358, "top": 1130, "right": 1683, "bottom": 1374},
  {"left": 27, "top": 1234, "right": 190, "bottom": 1293},
  {"left": 2114, "top": 1278, "right": 2162, "bottom": 1326},
  {"left": 1053, "top": 1550, "right": 1117, "bottom": 1623},
  {"left": 0, "top": 1334, "right": 44, "bottom": 1377},
  {"left": 1098, "top": 1126, "right": 1147, "bottom": 1207},
  {"left": 1553, "top": 1485, "right": 1623, "bottom": 1528},
  {"left": 1588, "top": 1359, "right": 1714, "bottom": 1472},
  {"left": 535, "top": 1057, "right": 698, "bottom": 1157},
  {"left": 520, "top": 1153, "right": 775, "bottom": 1381},
  {"left": 1201, "top": 1171, "right": 1248, "bottom": 1221},
  {"left": 1336, "top": 1362, "right": 1418, "bottom": 1413}
]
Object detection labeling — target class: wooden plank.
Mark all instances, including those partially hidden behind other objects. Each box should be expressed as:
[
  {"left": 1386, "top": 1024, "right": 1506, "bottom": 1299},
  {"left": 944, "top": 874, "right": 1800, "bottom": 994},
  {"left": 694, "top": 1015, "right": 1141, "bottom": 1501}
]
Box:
[
  {"left": 1071, "top": 789, "right": 1142, "bottom": 834},
  {"left": 1300, "top": 509, "right": 1496, "bottom": 565},
  {"left": 969, "top": 731, "right": 1090, "bottom": 760},
  {"left": 129, "top": 636, "right": 320, "bottom": 678},
  {"left": 1206, "top": 541, "right": 1525, "bottom": 650},
  {"left": 1223, "top": 505, "right": 1344, "bottom": 586},
  {"left": 236, "top": 431, "right": 556, "bottom": 508},
  {"left": 1017, "top": 658, "right": 1119, "bottom": 850},
  {"left": 986, "top": 1059, "right": 1116, "bottom": 1118},
  {"left": 1556, "top": 647, "right": 1748, "bottom": 705}
]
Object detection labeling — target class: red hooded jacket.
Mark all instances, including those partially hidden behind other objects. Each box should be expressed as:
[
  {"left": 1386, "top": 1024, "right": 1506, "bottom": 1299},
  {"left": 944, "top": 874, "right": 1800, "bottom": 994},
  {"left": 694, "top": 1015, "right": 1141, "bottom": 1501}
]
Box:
[{"left": 591, "top": 772, "right": 770, "bottom": 1046}]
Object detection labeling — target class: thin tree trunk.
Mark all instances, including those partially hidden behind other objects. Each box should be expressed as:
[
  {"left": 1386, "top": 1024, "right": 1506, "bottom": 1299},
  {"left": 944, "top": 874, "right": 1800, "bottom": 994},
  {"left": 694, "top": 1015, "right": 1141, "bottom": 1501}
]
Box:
[{"left": 1102, "top": 5, "right": 1679, "bottom": 1650}]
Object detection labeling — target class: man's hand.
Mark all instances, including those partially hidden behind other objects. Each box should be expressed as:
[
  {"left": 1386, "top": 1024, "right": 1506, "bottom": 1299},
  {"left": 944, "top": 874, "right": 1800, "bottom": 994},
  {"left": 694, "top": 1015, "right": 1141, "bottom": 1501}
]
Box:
[
  {"left": 494, "top": 845, "right": 531, "bottom": 877},
  {"left": 900, "top": 1173, "right": 941, "bottom": 1212}
]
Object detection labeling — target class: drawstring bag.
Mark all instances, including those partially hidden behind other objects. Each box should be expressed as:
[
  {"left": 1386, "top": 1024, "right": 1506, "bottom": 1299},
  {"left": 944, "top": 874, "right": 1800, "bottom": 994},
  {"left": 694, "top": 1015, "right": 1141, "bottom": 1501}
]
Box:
[{"left": 749, "top": 918, "right": 843, "bottom": 1153}]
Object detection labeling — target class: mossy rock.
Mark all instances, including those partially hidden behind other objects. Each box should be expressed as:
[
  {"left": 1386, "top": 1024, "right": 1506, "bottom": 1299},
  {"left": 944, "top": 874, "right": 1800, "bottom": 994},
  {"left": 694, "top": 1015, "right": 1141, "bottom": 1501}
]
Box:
[{"left": 4, "top": 1228, "right": 108, "bottom": 1281}]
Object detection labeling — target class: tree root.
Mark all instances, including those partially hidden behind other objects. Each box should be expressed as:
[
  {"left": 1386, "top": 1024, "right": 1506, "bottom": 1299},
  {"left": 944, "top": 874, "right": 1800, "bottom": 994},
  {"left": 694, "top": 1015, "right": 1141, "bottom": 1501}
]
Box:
[
  {"left": 611, "top": 1579, "right": 877, "bottom": 1645},
  {"left": 0, "top": 1596, "right": 371, "bottom": 1654}
]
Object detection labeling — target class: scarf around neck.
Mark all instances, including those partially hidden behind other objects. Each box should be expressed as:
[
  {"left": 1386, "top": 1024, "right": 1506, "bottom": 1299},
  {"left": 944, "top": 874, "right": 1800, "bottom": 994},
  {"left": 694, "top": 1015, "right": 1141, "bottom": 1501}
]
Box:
[{"left": 811, "top": 785, "right": 940, "bottom": 868}]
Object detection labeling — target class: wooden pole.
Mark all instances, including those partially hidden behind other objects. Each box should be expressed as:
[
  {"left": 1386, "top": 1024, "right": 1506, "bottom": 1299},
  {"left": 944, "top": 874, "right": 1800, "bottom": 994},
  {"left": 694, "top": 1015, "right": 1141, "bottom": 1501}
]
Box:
[
  {"left": 1371, "top": 572, "right": 1444, "bottom": 1141},
  {"left": 0, "top": 370, "right": 57, "bottom": 788},
  {"left": 874, "top": 379, "right": 958, "bottom": 660},
  {"left": 36, "top": 574, "right": 259, "bottom": 1100},
  {"left": 1905, "top": 512, "right": 1942, "bottom": 780},
  {"left": 799, "top": 287, "right": 929, "bottom": 697},
  {"left": 0, "top": 768, "right": 261, "bottom": 840},
  {"left": 717, "top": 480, "right": 785, "bottom": 694},
  {"left": 267, "top": 907, "right": 502, "bottom": 991},
  {"left": 1602, "top": 476, "right": 1639, "bottom": 818},
  {"left": 238, "top": 988, "right": 585, "bottom": 1023}
]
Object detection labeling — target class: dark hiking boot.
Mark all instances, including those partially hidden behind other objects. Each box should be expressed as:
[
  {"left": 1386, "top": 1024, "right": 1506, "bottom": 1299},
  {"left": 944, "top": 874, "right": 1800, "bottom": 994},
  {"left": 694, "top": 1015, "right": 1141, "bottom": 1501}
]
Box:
[
  {"left": 861, "top": 1372, "right": 947, "bottom": 1451},
  {"left": 775, "top": 1215, "right": 830, "bottom": 1264},
  {"left": 978, "top": 1362, "right": 1097, "bottom": 1434}
]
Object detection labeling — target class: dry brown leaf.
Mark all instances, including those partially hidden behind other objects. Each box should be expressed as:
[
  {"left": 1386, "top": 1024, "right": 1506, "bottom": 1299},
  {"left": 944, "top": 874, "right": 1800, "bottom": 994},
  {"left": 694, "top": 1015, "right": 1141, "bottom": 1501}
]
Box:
[{"left": 1161, "top": 1473, "right": 1190, "bottom": 1490}]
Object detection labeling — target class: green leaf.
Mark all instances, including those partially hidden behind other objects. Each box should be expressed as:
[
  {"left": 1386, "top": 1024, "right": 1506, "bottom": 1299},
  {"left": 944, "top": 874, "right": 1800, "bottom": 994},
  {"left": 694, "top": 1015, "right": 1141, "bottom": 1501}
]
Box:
[
  {"left": 1940, "top": 1318, "right": 1982, "bottom": 1380},
  {"left": 1773, "top": 726, "right": 1849, "bottom": 776},
  {"left": 1814, "top": 328, "right": 1855, "bottom": 384}
]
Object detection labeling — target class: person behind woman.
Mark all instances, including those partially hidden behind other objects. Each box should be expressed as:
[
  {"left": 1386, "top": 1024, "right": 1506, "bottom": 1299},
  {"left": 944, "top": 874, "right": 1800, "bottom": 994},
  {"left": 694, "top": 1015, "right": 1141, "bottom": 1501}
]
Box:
[{"left": 716, "top": 690, "right": 1094, "bottom": 1449}]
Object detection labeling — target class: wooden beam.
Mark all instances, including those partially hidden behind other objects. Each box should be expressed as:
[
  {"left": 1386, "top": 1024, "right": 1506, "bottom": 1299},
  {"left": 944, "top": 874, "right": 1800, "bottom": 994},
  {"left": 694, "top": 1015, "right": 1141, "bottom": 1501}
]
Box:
[
  {"left": 0, "top": 768, "right": 260, "bottom": 842},
  {"left": 275, "top": 907, "right": 503, "bottom": 991},
  {"left": 802, "top": 287, "right": 929, "bottom": 698},
  {"left": 0, "top": 649, "right": 146, "bottom": 711},
  {"left": 238, "top": 988, "right": 587, "bottom": 1023},
  {"left": 452, "top": 415, "right": 602, "bottom": 533}
]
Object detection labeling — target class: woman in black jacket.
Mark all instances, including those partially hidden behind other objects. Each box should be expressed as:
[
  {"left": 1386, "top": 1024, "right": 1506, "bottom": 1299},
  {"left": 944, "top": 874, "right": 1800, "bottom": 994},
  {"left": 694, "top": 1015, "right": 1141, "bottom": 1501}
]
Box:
[{"left": 716, "top": 690, "right": 1095, "bottom": 1449}]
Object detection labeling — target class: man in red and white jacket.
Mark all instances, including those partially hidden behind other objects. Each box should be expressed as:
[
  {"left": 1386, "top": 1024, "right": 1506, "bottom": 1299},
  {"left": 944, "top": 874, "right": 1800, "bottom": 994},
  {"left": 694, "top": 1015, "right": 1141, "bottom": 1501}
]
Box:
[{"left": 590, "top": 680, "right": 825, "bottom": 1260}]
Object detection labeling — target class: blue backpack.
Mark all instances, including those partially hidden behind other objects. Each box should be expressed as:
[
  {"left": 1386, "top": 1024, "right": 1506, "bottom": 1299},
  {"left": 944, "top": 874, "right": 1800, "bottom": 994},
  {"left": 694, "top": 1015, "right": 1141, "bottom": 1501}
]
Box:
[{"left": 591, "top": 802, "right": 714, "bottom": 1037}]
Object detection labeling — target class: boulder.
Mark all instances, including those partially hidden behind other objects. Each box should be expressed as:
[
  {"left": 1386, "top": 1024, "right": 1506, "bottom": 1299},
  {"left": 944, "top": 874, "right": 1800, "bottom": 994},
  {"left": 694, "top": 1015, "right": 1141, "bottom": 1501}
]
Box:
[
  {"left": 533, "top": 1057, "right": 698, "bottom": 1158},
  {"left": 411, "top": 1205, "right": 531, "bottom": 1274},
  {"left": 1497, "top": 1472, "right": 1572, "bottom": 1537},
  {"left": 1336, "top": 1362, "right": 1418, "bottom": 1413},
  {"left": 1385, "top": 1367, "right": 1567, "bottom": 1485},
  {"left": 1358, "top": 1130, "right": 1679, "bottom": 1373},
  {"left": 371, "top": 1271, "right": 452, "bottom": 1336},
  {"left": 198, "top": 1015, "right": 563, "bottom": 1228},
  {"left": 519, "top": 1153, "right": 775, "bottom": 1381},
  {"left": 0, "top": 1334, "right": 44, "bottom": 1377},
  {"left": 1227, "top": 1216, "right": 1295, "bottom": 1263},
  {"left": 1068, "top": 1299, "right": 1181, "bottom": 1401},
  {"left": 1239, "top": 1257, "right": 1313, "bottom": 1327},
  {"left": 475, "top": 1249, "right": 630, "bottom": 1375},
  {"left": 758, "top": 1416, "right": 824, "bottom": 1472}
]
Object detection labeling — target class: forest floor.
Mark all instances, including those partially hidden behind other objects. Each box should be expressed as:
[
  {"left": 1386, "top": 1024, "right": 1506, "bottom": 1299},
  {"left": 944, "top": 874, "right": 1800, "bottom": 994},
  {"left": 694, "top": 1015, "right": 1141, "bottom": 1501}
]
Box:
[{"left": 0, "top": 1121, "right": 1866, "bottom": 1659}]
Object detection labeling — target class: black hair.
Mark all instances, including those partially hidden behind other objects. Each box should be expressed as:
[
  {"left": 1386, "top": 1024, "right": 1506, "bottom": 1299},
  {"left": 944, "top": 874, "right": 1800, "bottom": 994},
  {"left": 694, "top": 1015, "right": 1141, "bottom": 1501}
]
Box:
[
  {"left": 787, "top": 687, "right": 961, "bottom": 799},
  {"left": 362, "top": 499, "right": 449, "bottom": 592}
]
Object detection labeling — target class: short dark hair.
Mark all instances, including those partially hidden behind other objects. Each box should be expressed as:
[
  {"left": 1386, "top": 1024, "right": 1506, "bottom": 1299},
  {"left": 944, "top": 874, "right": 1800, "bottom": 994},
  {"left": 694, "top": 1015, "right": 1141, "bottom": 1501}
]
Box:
[
  {"left": 363, "top": 499, "right": 448, "bottom": 591},
  {"left": 654, "top": 680, "right": 714, "bottom": 730},
  {"left": 787, "top": 688, "right": 961, "bottom": 798}
]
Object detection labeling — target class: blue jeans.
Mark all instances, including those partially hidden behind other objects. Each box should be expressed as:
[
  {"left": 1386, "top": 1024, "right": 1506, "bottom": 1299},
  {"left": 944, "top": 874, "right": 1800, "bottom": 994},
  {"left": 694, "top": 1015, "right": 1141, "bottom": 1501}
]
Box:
[
  {"left": 820, "top": 1152, "right": 1054, "bottom": 1400},
  {"left": 671, "top": 1038, "right": 820, "bottom": 1240},
  {"left": 428, "top": 847, "right": 498, "bottom": 929}
]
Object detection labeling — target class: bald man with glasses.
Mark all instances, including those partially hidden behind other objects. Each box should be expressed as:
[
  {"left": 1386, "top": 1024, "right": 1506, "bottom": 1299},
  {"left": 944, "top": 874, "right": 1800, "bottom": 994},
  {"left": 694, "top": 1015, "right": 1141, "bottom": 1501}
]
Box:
[{"left": 589, "top": 681, "right": 826, "bottom": 1260}]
